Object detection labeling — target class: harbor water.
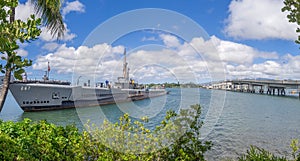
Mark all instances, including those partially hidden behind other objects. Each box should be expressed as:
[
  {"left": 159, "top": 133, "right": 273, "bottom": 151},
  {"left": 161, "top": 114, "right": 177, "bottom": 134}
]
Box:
[{"left": 1, "top": 88, "right": 300, "bottom": 160}]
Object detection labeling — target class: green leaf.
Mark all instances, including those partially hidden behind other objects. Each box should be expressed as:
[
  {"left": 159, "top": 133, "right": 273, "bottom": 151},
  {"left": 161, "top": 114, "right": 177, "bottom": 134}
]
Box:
[{"left": 14, "top": 69, "right": 25, "bottom": 80}]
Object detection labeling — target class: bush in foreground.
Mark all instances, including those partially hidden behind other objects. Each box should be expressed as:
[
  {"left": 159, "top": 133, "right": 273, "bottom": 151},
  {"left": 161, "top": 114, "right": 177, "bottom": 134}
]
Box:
[
  {"left": 0, "top": 118, "right": 83, "bottom": 160},
  {"left": 238, "top": 145, "right": 287, "bottom": 161},
  {"left": 238, "top": 139, "right": 300, "bottom": 161},
  {"left": 0, "top": 104, "right": 212, "bottom": 160}
]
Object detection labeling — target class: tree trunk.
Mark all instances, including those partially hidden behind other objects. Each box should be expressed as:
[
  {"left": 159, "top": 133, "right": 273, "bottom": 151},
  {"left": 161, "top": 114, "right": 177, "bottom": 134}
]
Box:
[
  {"left": 0, "top": 7, "right": 15, "bottom": 112},
  {"left": 0, "top": 68, "right": 11, "bottom": 112}
]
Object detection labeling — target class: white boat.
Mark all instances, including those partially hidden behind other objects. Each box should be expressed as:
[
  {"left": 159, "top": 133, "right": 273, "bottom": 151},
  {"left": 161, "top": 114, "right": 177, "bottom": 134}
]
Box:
[{"left": 8, "top": 50, "right": 167, "bottom": 112}]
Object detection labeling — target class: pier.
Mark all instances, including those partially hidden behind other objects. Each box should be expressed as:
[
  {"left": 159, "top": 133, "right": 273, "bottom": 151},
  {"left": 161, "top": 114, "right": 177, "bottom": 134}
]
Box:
[{"left": 207, "top": 79, "right": 300, "bottom": 98}]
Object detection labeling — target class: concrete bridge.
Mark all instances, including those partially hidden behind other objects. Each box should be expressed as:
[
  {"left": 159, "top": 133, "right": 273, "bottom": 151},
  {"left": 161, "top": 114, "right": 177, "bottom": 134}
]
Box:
[{"left": 209, "top": 79, "right": 300, "bottom": 98}]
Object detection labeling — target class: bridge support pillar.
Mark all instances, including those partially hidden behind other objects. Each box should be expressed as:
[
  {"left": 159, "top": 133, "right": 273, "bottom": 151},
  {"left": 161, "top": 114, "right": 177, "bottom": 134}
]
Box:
[
  {"left": 259, "top": 86, "right": 264, "bottom": 94},
  {"left": 281, "top": 89, "right": 286, "bottom": 96},
  {"left": 267, "top": 88, "right": 271, "bottom": 95}
]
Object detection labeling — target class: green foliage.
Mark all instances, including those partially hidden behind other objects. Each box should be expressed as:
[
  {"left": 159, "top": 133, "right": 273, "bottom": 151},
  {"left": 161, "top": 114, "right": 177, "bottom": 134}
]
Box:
[
  {"left": 90, "top": 105, "right": 211, "bottom": 160},
  {"left": 31, "top": 0, "right": 65, "bottom": 39},
  {"left": 237, "top": 141, "right": 300, "bottom": 161},
  {"left": 0, "top": 2, "right": 41, "bottom": 51},
  {"left": 0, "top": 104, "right": 212, "bottom": 160},
  {"left": 0, "top": 0, "right": 41, "bottom": 79},
  {"left": 0, "top": 132, "right": 19, "bottom": 160},
  {"left": 162, "top": 82, "right": 181, "bottom": 88},
  {"left": 282, "top": 0, "right": 300, "bottom": 44},
  {"left": 84, "top": 104, "right": 211, "bottom": 161},
  {"left": 238, "top": 145, "right": 287, "bottom": 161},
  {"left": 291, "top": 139, "right": 300, "bottom": 160},
  {"left": 0, "top": 119, "right": 83, "bottom": 160},
  {"left": 156, "top": 104, "right": 212, "bottom": 161}
]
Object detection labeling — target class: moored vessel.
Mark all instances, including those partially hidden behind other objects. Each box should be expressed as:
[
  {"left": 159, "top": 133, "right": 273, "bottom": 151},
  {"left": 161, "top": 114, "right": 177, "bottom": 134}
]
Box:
[{"left": 8, "top": 50, "right": 167, "bottom": 112}]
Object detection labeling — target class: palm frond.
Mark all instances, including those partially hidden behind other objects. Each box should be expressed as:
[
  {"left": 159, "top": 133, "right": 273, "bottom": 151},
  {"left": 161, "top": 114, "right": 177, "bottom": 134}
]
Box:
[{"left": 30, "top": 0, "right": 65, "bottom": 39}]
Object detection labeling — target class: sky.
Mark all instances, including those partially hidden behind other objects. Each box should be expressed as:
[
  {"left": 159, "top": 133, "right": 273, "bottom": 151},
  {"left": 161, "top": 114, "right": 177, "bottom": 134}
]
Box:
[{"left": 13, "top": 0, "right": 300, "bottom": 85}]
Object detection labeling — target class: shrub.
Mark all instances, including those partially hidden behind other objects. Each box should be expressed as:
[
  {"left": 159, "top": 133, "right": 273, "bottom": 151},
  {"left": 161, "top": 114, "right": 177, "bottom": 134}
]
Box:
[
  {"left": 85, "top": 104, "right": 212, "bottom": 160},
  {"left": 0, "top": 119, "right": 83, "bottom": 160},
  {"left": 0, "top": 104, "right": 212, "bottom": 160},
  {"left": 238, "top": 145, "right": 287, "bottom": 161}
]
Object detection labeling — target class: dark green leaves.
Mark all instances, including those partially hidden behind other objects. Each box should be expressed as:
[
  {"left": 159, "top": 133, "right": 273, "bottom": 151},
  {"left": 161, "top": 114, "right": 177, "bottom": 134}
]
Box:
[
  {"left": 282, "top": 0, "right": 300, "bottom": 44},
  {"left": 238, "top": 145, "right": 287, "bottom": 161},
  {"left": 0, "top": 1, "right": 41, "bottom": 79},
  {"left": 0, "top": 119, "right": 83, "bottom": 160},
  {"left": 13, "top": 69, "right": 24, "bottom": 80},
  {"left": 84, "top": 104, "right": 212, "bottom": 161},
  {"left": 30, "top": 0, "right": 65, "bottom": 39}
]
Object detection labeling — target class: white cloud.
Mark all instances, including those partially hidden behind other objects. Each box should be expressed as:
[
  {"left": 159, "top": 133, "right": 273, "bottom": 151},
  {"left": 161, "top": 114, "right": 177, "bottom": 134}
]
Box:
[
  {"left": 16, "top": 49, "right": 28, "bottom": 57},
  {"left": 124, "top": 49, "right": 203, "bottom": 83},
  {"left": 1, "top": 48, "right": 29, "bottom": 59},
  {"left": 214, "top": 36, "right": 278, "bottom": 65},
  {"left": 185, "top": 36, "right": 279, "bottom": 78},
  {"left": 16, "top": 0, "right": 83, "bottom": 42},
  {"left": 159, "top": 34, "right": 181, "bottom": 48},
  {"left": 32, "top": 35, "right": 300, "bottom": 83},
  {"left": 16, "top": 0, "right": 85, "bottom": 19},
  {"left": 33, "top": 44, "right": 124, "bottom": 78},
  {"left": 224, "top": 0, "right": 298, "bottom": 40},
  {"left": 33, "top": 43, "right": 206, "bottom": 83},
  {"left": 62, "top": 0, "right": 85, "bottom": 17},
  {"left": 42, "top": 42, "right": 60, "bottom": 51},
  {"left": 15, "top": 1, "right": 36, "bottom": 21},
  {"left": 40, "top": 23, "right": 76, "bottom": 42},
  {"left": 171, "top": 35, "right": 287, "bottom": 80},
  {"left": 225, "top": 54, "right": 300, "bottom": 80}
]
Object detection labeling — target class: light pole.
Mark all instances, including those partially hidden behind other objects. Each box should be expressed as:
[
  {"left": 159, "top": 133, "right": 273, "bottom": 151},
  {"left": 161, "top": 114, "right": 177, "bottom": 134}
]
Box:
[{"left": 77, "top": 76, "right": 82, "bottom": 86}]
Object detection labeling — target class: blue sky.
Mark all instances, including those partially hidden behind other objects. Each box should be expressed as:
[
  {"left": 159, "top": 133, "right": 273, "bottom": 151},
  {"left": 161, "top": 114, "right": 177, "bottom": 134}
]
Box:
[{"left": 14, "top": 0, "right": 299, "bottom": 84}]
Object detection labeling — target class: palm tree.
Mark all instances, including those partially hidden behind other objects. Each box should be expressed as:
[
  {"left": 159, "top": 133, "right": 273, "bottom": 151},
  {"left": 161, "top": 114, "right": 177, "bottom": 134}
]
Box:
[
  {"left": 30, "top": 0, "right": 65, "bottom": 39},
  {"left": 0, "top": 0, "right": 65, "bottom": 111}
]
